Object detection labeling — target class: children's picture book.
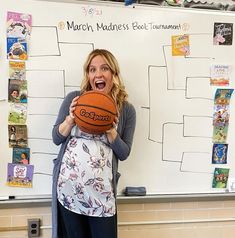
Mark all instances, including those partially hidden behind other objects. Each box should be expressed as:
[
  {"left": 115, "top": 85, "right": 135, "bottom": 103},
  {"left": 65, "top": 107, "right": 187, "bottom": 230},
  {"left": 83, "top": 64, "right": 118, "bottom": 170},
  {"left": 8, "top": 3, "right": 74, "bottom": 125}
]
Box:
[
  {"left": 213, "top": 22, "right": 233, "bottom": 45},
  {"left": 8, "top": 79, "right": 27, "bottom": 103},
  {"left": 213, "top": 104, "right": 229, "bottom": 127},
  {"left": 212, "top": 125, "right": 228, "bottom": 144},
  {"left": 8, "top": 103, "right": 27, "bottom": 125},
  {"left": 6, "top": 163, "right": 34, "bottom": 188},
  {"left": 6, "top": 11, "right": 32, "bottom": 39},
  {"left": 214, "top": 88, "right": 234, "bottom": 105},
  {"left": 8, "top": 125, "right": 27, "bottom": 148},
  {"left": 12, "top": 147, "right": 30, "bottom": 164},
  {"left": 210, "top": 64, "right": 231, "bottom": 86},
  {"left": 9, "top": 61, "right": 26, "bottom": 80},
  {"left": 212, "top": 168, "right": 229, "bottom": 188},
  {"left": 7, "top": 37, "right": 28, "bottom": 61},
  {"left": 172, "top": 34, "right": 190, "bottom": 56},
  {"left": 212, "top": 143, "right": 228, "bottom": 164}
]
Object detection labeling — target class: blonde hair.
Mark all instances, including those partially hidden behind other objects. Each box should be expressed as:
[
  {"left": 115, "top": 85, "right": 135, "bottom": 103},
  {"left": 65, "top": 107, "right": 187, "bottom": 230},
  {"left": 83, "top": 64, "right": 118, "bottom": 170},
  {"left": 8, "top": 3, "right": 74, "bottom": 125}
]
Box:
[{"left": 80, "top": 49, "right": 128, "bottom": 111}]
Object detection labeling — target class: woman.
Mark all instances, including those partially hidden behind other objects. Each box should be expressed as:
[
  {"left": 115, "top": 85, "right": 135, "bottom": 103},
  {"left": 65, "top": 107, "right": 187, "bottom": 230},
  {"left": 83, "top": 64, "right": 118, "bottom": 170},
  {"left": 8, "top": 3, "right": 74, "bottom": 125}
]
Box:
[{"left": 52, "top": 49, "right": 136, "bottom": 238}]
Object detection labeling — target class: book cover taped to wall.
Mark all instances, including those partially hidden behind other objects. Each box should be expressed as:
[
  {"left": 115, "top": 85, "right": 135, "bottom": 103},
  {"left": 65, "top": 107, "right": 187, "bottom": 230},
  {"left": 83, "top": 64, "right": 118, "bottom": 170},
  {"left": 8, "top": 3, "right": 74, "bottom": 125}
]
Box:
[
  {"left": 212, "top": 168, "right": 229, "bottom": 188},
  {"left": 8, "top": 125, "right": 27, "bottom": 148},
  {"left": 214, "top": 88, "right": 234, "bottom": 105},
  {"left": 213, "top": 22, "right": 233, "bottom": 46},
  {"left": 171, "top": 34, "right": 190, "bottom": 56},
  {"left": 6, "top": 11, "right": 32, "bottom": 40},
  {"left": 213, "top": 104, "right": 230, "bottom": 127},
  {"left": 210, "top": 64, "right": 231, "bottom": 86},
  {"left": 212, "top": 125, "right": 228, "bottom": 144},
  {"left": 9, "top": 61, "right": 26, "bottom": 80},
  {"left": 8, "top": 102, "right": 27, "bottom": 125},
  {"left": 8, "top": 79, "right": 27, "bottom": 103},
  {"left": 12, "top": 147, "right": 30, "bottom": 164},
  {"left": 212, "top": 143, "right": 228, "bottom": 164},
  {"left": 6, "top": 163, "right": 34, "bottom": 188},
  {"left": 7, "top": 37, "right": 28, "bottom": 61}
]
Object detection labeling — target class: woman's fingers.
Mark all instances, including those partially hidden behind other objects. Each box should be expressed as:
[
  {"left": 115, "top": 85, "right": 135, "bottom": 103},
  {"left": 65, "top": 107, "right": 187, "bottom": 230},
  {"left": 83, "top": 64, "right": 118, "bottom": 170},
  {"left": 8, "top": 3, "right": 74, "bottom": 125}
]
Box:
[
  {"left": 69, "top": 96, "right": 79, "bottom": 117},
  {"left": 112, "top": 116, "right": 119, "bottom": 130}
]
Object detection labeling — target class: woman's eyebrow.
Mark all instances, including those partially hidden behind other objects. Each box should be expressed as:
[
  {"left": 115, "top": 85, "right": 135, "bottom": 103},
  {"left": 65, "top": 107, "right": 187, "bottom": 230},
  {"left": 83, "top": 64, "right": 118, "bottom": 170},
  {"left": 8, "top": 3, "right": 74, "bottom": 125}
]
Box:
[{"left": 89, "top": 63, "right": 109, "bottom": 67}]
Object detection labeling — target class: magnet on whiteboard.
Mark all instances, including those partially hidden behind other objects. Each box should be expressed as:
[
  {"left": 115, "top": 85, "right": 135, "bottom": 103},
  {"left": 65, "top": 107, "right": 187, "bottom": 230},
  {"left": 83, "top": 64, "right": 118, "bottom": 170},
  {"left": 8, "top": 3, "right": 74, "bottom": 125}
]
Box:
[
  {"left": 228, "top": 178, "right": 235, "bottom": 192},
  {"left": 231, "top": 182, "right": 235, "bottom": 190}
]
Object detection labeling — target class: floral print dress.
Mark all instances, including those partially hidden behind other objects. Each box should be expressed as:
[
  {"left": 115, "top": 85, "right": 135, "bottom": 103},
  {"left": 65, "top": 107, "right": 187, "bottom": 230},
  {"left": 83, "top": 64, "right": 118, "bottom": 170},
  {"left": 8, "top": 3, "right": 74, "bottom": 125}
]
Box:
[{"left": 57, "top": 127, "right": 115, "bottom": 217}]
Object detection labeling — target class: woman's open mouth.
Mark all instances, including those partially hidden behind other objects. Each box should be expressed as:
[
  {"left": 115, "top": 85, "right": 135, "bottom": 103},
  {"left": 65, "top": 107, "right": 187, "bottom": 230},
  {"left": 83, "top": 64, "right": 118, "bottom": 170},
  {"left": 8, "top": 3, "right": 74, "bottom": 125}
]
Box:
[{"left": 95, "top": 80, "right": 106, "bottom": 90}]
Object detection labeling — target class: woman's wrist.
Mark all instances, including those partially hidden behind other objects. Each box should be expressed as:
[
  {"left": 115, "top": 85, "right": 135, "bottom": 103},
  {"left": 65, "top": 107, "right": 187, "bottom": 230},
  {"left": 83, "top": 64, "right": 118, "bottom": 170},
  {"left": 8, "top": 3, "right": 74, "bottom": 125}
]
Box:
[
  {"left": 65, "top": 115, "right": 75, "bottom": 127},
  {"left": 106, "top": 128, "right": 117, "bottom": 143},
  {"left": 58, "top": 115, "right": 75, "bottom": 137}
]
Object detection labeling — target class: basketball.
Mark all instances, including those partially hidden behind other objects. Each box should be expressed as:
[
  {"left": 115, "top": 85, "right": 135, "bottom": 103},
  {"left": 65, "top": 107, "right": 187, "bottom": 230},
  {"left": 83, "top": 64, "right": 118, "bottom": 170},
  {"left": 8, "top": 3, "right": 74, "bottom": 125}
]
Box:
[{"left": 74, "top": 91, "right": 117, "bottom": 134}]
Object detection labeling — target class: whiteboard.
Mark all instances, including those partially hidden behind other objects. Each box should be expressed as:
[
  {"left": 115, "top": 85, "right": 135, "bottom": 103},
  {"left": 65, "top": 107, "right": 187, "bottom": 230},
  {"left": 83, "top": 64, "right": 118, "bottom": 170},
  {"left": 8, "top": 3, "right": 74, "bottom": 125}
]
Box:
[{"left": 1, "top": 0, "right": 235, "bottom": 199}]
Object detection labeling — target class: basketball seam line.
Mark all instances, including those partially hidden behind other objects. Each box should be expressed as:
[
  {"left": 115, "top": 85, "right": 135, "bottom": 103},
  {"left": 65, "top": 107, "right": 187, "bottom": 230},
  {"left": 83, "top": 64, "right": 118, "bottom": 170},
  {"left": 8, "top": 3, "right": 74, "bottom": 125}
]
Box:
[
  {"left": 83, "top": 91, "right": 115, "bottom": 102},
  {"left": 74, "top": 114, "right": 113, "bottom": 127},
  {"left": 76, "top": 104, "right": 117, "bottom": 116}
]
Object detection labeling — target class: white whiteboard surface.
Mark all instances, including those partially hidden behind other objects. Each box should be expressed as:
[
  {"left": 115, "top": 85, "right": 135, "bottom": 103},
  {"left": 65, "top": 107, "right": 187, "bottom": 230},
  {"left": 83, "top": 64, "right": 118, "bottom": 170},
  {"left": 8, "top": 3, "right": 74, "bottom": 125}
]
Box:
[{"left": 1, "top": 0, "right": 235, "bottom": 199}]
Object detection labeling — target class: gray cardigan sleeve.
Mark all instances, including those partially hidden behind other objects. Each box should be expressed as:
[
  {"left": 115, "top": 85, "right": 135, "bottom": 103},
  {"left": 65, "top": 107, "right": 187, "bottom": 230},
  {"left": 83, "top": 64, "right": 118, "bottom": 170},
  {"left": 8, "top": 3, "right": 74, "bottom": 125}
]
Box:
[
  {"left": 109, "top": 102, "right": 136, "bottom": 161},
  {"left": 52, "top": 91, "right": 80, "bottom": 145}
]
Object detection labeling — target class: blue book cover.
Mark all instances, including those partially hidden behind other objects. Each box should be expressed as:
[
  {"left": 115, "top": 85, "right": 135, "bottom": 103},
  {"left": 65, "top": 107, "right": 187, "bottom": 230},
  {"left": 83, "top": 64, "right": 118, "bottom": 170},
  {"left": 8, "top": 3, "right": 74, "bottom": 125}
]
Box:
[
  {"left": 12, "top": 147, "right": 30, "bottom": 164},
  {"left": 7, "top": 37, "right": 28, "bottom": 60},
  {"left": 212, "top": 143, "right": 228, "bottom": 164}
]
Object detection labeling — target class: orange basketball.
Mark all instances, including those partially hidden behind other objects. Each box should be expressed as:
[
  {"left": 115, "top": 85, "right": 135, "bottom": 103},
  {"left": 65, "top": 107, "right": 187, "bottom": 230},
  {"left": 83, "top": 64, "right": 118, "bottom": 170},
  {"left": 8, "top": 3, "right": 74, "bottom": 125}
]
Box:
[{"left": 74, "top": 91, "right": 117, "bottom": 134}]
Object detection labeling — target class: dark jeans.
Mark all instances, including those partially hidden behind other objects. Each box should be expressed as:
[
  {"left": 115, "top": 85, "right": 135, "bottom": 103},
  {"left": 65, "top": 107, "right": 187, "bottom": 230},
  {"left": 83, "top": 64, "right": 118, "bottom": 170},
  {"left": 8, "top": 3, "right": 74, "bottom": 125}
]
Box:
[{"left": 58, "top": 201, "right": 117, "bottom": 238}]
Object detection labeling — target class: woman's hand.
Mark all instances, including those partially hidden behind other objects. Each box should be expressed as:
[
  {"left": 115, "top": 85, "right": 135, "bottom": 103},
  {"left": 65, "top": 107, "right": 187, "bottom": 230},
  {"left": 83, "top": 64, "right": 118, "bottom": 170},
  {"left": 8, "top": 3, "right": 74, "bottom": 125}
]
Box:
[
  {"left": 65, "top": 96, "right": 79, "bottom": 126},
  {"left": 59, "top": 96, "right": 79, "bottom": 136},
  {"left": 106, "top": 114, "right": 119, "bottom": 143}
]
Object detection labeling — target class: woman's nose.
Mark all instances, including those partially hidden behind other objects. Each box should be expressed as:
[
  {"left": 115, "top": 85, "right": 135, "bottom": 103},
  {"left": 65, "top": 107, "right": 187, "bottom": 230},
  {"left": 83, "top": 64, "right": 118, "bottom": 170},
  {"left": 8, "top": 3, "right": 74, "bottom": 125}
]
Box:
[{"left": 95, "top": 69, "right": 102, "bottom": 77}]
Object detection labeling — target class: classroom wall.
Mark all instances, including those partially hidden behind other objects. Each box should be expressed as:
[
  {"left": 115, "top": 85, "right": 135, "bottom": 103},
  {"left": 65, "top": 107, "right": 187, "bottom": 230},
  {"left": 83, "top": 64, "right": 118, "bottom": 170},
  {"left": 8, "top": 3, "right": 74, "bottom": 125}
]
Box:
[
  {"left": 3, "top": 0, "right": 235, "bottom": 199},
  {"left": 1, "top": 1, "right": 235, "bottom": 238},
  {"left": 1, "top": 198, "right": 235, "bottom": 238}
]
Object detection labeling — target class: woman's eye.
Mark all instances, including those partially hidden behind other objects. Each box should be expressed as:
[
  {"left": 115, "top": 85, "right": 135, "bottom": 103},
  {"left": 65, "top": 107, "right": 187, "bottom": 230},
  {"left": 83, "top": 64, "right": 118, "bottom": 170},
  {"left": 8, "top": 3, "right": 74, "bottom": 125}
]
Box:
[
  {"left": 89, "top": 68, "right": 96, "bottom": 73},
  {"left": 101, "top": 66, "right": 110, "bottom": 72}
]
